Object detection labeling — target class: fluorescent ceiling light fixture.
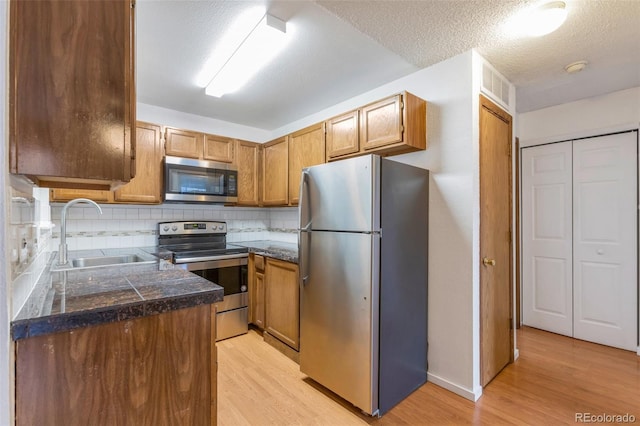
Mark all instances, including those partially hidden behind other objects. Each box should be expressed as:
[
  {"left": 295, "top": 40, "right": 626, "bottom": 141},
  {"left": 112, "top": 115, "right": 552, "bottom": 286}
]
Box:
[
  {"left": 506, "top": 1, "right": 568, "bottom": 37},
  {"left": 204, "top": 13, "right": 288, "bottom": 98}
]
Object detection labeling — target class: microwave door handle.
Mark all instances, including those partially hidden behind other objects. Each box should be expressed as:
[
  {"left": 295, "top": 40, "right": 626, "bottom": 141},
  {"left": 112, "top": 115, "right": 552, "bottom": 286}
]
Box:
[{"left": 298, "top": 170, "right": 311, "bottom": 285}]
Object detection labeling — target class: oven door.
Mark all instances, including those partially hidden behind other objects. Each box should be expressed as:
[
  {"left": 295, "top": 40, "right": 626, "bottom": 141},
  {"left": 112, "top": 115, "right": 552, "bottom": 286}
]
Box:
[{"left": 175, "top": 256, "right": 248, "bottom": 341}]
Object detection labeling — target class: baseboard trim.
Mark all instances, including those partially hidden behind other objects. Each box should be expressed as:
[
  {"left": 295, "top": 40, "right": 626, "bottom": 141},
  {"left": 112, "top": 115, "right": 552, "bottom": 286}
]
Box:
[
  {"left": 636, "top": 346, "right": 639, "bottom": 356},
  {"left": 514, "top": 348, "right": 520, "bottom": 360},
  {"left": 263, "top": 331, "right": 300, "bottom": 364},
  {"left": 427, "top": 373, "right": 482, "bottom": 401}
]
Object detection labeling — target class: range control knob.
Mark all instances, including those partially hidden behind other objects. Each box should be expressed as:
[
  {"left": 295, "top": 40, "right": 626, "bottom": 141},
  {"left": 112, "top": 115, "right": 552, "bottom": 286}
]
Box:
[
  {"left": 211, "top": 225, "right": 218, "bottom": 230},
  {"left": 171, "top": 225, "right": 178, "bottom": 231},
  {"left": 163, "top": 225, "right": 169, "bottom": 232},
  {"left": 219, "top": 224, "right": 225, "bottom": 231}
]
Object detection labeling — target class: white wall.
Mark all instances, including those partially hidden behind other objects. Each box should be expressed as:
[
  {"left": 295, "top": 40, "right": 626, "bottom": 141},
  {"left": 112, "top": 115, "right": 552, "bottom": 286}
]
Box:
[
  {"left": 137, "top": 103, "right": 271, "bottom": 143},
  {"left": 1, "top": 0, "right": 12, "bottom": 423},
  {"left": 518, "top": 87, "right": 640, "bottom": 146}
]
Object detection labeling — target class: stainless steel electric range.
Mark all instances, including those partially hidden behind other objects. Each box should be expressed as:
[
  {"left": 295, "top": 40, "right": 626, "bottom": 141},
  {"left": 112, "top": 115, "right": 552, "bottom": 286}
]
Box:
[{"left": 158, "top": 221, "right": 248, "bottom": 341}]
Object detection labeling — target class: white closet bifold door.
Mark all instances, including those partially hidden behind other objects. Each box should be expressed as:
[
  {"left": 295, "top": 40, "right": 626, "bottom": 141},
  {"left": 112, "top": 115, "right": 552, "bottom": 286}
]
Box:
[
  {"left": 522, "top": 141, "right": 573, "bottom": 336},
  {"left": 572, "top": 132, "right": 637, "bottom": 351}
]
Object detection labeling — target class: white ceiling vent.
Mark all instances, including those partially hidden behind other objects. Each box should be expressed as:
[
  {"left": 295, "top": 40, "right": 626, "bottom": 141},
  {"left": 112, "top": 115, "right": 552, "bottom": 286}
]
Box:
[{"left": 481, "top": 61, "right": 512, "bottom": 111}]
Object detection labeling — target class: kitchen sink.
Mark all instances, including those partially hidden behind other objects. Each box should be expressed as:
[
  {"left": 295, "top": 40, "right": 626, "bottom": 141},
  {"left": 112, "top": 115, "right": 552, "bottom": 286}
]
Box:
[
  {"left": 71, "top": 254, "right": 146, "bottom": 268},
  {"left": 52, "top": 254, "right": 155, "bottom": 271}
]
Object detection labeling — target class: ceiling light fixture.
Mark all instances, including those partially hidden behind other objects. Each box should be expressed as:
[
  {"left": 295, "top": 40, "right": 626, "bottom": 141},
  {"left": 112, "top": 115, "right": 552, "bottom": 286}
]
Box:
[
  {"left": 204, "top": 13, "right": 288, "bottom": 98},
  {"left": 529, "top": 1, "right": 567, "bottom": 36},
  {"left": 564, "top": 60, "right": 588, "bottom": 73},
  {"left": 506, "top": 1, "right": 568, "bottom": 37}
]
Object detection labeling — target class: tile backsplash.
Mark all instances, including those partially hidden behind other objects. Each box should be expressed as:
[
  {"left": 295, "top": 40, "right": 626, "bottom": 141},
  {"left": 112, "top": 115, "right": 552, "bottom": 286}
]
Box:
[
  {"left": 50, "top": 204, "right": 299, "bottom": 251},
  {"left": 9, "top": 184, "right": 53, "bottom": 318},
  {"left": 11, "top": 198, "right": 298, "bottom": 319}
]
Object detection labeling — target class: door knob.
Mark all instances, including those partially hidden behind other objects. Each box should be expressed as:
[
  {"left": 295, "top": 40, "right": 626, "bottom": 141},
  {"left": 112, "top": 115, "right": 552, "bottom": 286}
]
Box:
[{"left": 482, "top": 257, "right": 496, "bottom": 266}]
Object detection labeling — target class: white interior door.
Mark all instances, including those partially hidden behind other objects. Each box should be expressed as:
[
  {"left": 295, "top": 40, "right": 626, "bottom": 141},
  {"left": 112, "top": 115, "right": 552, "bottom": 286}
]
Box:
[
  {"left": 522, "top": 141, "right": 573, "bottom": 336},
  {"left": 573, "top": 132, "right": 638, "bottom": 351}
]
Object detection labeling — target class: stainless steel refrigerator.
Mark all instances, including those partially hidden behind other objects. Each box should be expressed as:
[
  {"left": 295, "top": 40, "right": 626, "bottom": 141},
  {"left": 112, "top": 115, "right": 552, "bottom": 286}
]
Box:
[{"left": 298, "top": 154, "right": 428, "bottom": 416}]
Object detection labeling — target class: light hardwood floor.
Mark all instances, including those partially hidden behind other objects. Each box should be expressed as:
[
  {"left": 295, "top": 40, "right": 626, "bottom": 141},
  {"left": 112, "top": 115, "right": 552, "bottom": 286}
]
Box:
[{"left": 217, "top": 327, "right": 640, "bottom": 425}]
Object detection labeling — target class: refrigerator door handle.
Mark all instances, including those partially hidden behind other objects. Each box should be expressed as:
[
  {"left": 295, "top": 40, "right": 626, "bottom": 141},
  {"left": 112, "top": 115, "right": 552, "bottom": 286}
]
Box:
[
  {"left": 299, "top": 169, "right": 311, "bottom": 285},
  {"left": 300, "top": 231, "right": 310, "bottom": 285},
  {"left": 298, "top": 169, "right": 312, "bottom": 231}
]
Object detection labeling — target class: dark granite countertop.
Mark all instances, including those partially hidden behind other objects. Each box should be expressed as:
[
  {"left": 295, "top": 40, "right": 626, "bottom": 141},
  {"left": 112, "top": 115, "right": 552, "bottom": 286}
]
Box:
[
  {"left": 11, "top": 248, "right": 223, "bottom": 341},
  {"left": 230, "top": 240, "right": 298, "bottom": 263}
]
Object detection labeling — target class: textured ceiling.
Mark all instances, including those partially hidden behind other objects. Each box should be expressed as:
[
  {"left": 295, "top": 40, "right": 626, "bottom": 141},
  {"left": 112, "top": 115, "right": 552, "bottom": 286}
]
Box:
[
  {"left": 136, "top": 0, "right": 640, "bottom": 130},
  {"left": 136, "top": 0, "right": 418, "bottom": 130}
]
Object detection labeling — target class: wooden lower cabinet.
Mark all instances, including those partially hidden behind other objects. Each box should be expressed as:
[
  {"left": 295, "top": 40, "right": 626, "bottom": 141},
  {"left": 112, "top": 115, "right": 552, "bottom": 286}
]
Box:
[
  {"left": 15, "top": 304, "right": 217, "bottom": 426},
  {"left": 248, "top": 254, "right": 266, "bottom": 329},
  {"left": 264, "top": 258, "right": 299, "bottom": 351}
]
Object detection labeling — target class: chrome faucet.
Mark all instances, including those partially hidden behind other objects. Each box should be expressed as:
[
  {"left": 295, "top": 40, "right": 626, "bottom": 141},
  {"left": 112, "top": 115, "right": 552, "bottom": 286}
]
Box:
[{"left": 58, "top": 198, "right": 102, "bottom": 265}]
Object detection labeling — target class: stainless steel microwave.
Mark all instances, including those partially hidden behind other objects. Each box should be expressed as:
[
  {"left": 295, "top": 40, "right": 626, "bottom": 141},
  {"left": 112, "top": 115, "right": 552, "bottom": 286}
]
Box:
[{"left": 164, "top": 156, "right": 238, "bottom": 203}]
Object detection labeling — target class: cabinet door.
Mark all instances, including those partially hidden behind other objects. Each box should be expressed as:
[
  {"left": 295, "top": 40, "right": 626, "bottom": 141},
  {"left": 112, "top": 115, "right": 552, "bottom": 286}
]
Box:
[
  {"left": 262, "top": 137, "right": 289, "bottom": 206},
  {"left": 288, "top": 123, "right": 326, "bottom": 205},
  {"left": 16, "top": 305, "right": 213, "bottom": 425},
  {"left": 265, "top": 258, "right": 299, "bottom": 350},
  {"left": 165, "top": 127, "right": 203, "bottom": 159},
  {"left": 360, "top": 94, "right": 403, "bottom": 151},
  {"left": 326, "top": 110, "right": 359, "bottom": 159},
  {"left": 114, "top": 122, "right": 163, "bottom": 204},
  {"left": 9, "top": 0, "right": 135, "bottom": 189},
  {"left": 50, "top": 189, "right": 113, "bottom": 203},
  {"left": 235, "top": 140, "right": 260, "bottom": 206},
  {"left": 204, "top": 135, "right": 235, "bottom": 163},
  {"left": 248, "top": 254, "right": 265, "bottom": 329}
]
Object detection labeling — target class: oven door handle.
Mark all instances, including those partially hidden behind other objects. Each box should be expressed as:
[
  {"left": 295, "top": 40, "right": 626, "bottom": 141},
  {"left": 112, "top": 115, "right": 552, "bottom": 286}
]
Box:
[{"left": 175, "top": 253, "right": 249, "bottom": 264}]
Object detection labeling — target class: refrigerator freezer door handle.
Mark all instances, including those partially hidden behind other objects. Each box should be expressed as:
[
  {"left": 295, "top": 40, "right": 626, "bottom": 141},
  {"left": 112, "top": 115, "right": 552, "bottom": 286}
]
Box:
[
  {"left": 298, "top": 170, "right": 312, "bottom": 232},
  {"left": 298, "top": 169, "right": 312, "bottom": 286}
]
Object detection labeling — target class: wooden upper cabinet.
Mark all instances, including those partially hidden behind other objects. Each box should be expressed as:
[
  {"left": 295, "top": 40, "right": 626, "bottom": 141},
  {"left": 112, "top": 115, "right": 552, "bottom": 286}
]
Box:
[
  {"left": 288, "top": 123, "right": 326, "bottom": 205},
  {"left": 51, "top": 122, "right": 163, "bottom": 204},
  {"left": 326, "top": 110, "right": 359, "bottom": 160},
  {"left": 9, "top": 0, "right": 136, "bottom": 190},
  {"left": 165, "top": 127, "right": 203, "bottom": 159},
  {"left": 166, "top": 127, "right": 236, "bottom": 164},
  {"left": 114, "top": 122, "right": 163, "bottom": 203},
  {"left": 262, "top": 137, "right": 289, "bottom": 206},
  {"left": 325, "top": 92, "right": 426, "bottom": 161},
  {"left": 49, "top": 188, "right": 112, "bottom": 203},
  {"left": 234, "top": 140, "right": 261, "bottom": 206},
  {"left": 204, "top": 135, "right": 235, "bottom": 163},
  {"left": 360, "top": 94, "right": 403, "bottom": 150}
]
